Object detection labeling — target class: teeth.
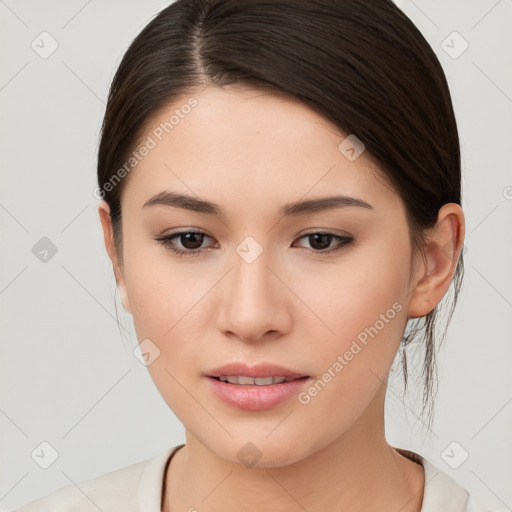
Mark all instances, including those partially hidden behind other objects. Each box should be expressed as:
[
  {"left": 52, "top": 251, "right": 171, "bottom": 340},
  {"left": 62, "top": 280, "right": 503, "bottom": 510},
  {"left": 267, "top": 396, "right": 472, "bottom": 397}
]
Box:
[{"left": 218, "top": 375, "right": 295, "bottom": 385}]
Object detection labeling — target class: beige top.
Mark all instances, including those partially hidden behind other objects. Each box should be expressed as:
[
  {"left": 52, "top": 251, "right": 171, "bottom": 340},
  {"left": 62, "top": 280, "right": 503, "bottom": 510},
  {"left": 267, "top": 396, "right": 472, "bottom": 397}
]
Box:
[{"left": 11, "top": 444, "right": 491, "bottom": 512}]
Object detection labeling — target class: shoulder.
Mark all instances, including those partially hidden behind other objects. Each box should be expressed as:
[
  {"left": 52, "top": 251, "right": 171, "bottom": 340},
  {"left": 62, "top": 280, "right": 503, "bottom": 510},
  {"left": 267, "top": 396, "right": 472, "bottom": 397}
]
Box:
[
  {"left": 11, "top": 463, "right": 143, "bottom": 512},
  {"left": 11, "top": 459, "right": 148, "bottom": 512},
  {"left": 421, "top": 458, "right": 494, "bottom": 512},
  {"left": 11, "top": 445, "right": 181, "bottom": 512},
  {"left": 466, "top": 495, "right": 494, "bottom": 512},
  {"left": 395, "top": 448, "right": 494, "bottom": 512}
]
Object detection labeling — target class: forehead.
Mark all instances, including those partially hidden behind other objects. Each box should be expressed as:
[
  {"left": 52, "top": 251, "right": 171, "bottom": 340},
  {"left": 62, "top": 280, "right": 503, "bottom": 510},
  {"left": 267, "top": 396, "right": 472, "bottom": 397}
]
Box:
[{"left": 122, "top": 85, "right": 398, "bottom": 215}]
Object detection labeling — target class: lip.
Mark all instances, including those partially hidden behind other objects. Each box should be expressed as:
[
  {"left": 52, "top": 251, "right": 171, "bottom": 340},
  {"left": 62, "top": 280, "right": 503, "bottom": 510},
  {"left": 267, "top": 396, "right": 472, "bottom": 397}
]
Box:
[
  {"left": 205, "top": 375, "right": 311, "bottom": 411},
  {"left": 204, "top": 361, "right": 310, "bottom": 411},
  {"left": 205, "top": 362, "right": 308, "bottom": 379}
]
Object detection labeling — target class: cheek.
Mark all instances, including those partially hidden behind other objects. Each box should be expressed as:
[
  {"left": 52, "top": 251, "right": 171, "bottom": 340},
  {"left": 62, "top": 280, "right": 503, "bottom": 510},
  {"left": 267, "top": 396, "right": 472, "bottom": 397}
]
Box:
[
  {"left": 125, "top": 261, "right": 206, "bottom": 342},
  {"left": 289, "top": 265, "right": 409, "bottom": 441},
  {"left": 121, "top": 243, "right": 210, "bottom": 411},
  {"left": 294, "top": 236, "right": 410, "bottom": 345},
  {"left": 290, "top": 236, "right": 411, "bottom": 399},
  {"left": 121, "top": 223, "right": 205, "bottom": 336},
  {"left": 121, "top": 235, "right": 223, "bottom": 396}
]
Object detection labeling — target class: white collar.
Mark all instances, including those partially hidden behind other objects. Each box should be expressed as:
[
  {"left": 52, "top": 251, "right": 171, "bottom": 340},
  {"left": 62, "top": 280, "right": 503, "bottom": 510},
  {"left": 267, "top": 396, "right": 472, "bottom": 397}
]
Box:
[
  {"left": 137, "top": 444, "right": 185, "bottom": 512},
  {"left": 395, "top": 447, "right": 469, "bottom": 511},
  {"left": 138, "top": 445, "right": 470, "bottom": 512}
]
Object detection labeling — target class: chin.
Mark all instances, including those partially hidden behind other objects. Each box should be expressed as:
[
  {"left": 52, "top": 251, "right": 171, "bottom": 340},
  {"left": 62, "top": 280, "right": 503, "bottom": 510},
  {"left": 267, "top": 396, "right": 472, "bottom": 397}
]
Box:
[{"left": 201, "top": 432, "right": 316, "bottom": 469}]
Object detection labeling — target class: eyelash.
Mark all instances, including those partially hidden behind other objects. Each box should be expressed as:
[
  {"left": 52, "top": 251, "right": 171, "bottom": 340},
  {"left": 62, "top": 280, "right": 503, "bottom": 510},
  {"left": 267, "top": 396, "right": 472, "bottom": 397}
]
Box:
[{"left": 155, "top": 230, "right": 354, "bottom": 258}]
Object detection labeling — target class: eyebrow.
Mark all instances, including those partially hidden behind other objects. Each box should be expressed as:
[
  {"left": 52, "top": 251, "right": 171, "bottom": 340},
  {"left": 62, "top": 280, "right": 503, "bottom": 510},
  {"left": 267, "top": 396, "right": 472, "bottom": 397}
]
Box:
[{"left": 143, "top": 191, "right": 373, "bottom": 218}]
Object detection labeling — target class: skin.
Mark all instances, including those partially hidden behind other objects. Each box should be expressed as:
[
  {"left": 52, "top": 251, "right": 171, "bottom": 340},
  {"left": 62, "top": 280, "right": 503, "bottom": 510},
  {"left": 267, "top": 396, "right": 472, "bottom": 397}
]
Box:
[{"left": 99, "top": 85, "right": 465, "bottom": 511}]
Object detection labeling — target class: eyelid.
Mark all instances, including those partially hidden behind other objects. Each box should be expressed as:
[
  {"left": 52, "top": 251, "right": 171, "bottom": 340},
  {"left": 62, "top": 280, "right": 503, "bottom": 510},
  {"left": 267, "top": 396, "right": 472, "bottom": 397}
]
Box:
[
  {"left": 292, "top": 231, "right": 354, "bottom": 252},
  {"left": 297, "top": 228, "right": 353, "bottom": 239},
  {"left": 155, "top": 229, "right": 354, "bottom": 257},
  {"left": 155, "top": 230, "right": 214, "bottom": 256}
]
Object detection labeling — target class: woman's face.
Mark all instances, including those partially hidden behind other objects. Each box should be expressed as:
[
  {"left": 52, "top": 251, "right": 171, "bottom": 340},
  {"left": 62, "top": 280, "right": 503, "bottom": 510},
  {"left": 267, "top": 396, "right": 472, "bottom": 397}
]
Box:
[{"left": 103, "top": 85, "right": 424, "bottom": 466}]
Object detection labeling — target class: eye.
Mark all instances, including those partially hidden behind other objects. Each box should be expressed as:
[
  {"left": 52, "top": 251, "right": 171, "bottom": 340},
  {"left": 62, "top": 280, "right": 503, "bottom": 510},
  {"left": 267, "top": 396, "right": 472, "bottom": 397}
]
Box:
[
  {"left": 155, "top": 230, "right": 354, "bottom": 258},
  {"left": 293, "top": 232, "right": 354, "bottom": 254},
  {"left": 155, "top": 231, "right": 216, "bottom": 257}
]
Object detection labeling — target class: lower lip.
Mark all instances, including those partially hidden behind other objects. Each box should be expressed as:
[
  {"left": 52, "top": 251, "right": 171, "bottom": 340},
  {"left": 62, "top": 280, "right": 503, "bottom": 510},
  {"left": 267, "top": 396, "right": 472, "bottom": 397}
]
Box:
[{"left": 205, "top": 376, "right": 310, "bottom": 411}]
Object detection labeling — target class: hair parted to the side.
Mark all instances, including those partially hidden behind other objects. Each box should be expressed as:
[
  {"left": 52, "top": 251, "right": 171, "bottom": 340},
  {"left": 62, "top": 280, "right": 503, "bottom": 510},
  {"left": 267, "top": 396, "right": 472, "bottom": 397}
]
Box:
[{"left": 97, "top": 0, "right": 464, "bottom": 428}]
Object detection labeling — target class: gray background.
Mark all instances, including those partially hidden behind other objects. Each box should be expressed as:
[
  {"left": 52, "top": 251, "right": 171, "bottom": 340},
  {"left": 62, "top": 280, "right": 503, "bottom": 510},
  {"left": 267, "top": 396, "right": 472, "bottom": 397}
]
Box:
[{"left": 0, "top": 0, "right": 511, "bottom": 510}]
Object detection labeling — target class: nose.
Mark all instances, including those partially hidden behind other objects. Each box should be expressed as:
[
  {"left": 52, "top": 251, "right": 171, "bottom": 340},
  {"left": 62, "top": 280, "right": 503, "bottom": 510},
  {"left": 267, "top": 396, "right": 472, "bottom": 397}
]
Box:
[{"left": 216, "top": 244, "right": 292, "bottom": 343}]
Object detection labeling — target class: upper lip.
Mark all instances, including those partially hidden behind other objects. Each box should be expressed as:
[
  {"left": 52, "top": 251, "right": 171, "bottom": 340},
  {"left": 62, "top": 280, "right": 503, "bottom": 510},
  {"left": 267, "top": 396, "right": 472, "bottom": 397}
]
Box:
[{"left": 205, "top": 362, "right": 308, "bottom": 379}]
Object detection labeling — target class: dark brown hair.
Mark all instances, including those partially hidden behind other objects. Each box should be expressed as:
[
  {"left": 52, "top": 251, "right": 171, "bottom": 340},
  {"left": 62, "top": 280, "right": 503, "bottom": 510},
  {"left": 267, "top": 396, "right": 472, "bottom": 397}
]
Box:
[{"left": 97, "top": 0, "right": 464, "bottom": 427}]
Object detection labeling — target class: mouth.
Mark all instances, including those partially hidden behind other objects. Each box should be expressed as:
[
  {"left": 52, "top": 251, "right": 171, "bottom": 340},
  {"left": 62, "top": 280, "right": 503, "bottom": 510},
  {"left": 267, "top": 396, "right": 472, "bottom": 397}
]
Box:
[
  {"left": 208, "top": 375, "right": 309, "bottom": 386},
  {"left": 204, "top": 362, "right": 311, "bottom": 410},
  {"left": 205, "top": 361, "right": 308, "bottom": 381},
  {"left": 205, "top": 374, "right": 311, "bottom": 411}
]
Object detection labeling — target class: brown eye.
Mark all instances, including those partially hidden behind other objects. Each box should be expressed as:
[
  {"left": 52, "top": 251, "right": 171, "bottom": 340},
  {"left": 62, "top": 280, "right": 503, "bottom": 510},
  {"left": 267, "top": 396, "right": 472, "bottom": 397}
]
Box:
[
  {"left": 294, "top": 232, "right": 354, "bottom": 254},
  {"left": 155, "top": 230, "right": 353, "bottom": 258},
  {"left": 175, "top": 232, "right": 206, "bottom": 250},
  {"left": 308, "top": 233, "right": 333, "bottom": 251},
  {"left": 155, "top": 231, "right": 214, "bottom": 257}
]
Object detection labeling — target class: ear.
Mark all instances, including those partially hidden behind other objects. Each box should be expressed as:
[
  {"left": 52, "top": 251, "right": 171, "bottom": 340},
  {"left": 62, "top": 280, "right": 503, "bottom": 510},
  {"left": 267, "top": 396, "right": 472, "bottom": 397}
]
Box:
[
  {"left": 407, "top": 203, "right": 465, "bottom": 319},
  {"left": 98, "top": 201, "right": 132, "bottom": 314}
]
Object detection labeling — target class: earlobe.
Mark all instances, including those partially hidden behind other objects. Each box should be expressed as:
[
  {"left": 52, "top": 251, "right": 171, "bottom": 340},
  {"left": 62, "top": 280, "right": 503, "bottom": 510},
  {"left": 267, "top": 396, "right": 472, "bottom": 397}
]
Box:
[
  {"left": 97, "top": 201, "right": 132, "bottom": 315},
  {"left": 407, "top": 203, "right": 465, "bottom": 319},
  {"left": 118, "top": 285, "right": 132, "bottom": 315}
]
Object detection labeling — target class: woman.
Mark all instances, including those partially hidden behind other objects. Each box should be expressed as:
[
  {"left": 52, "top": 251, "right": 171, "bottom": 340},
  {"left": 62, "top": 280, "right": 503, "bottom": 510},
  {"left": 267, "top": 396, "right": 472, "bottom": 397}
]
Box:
[{"left": 13, "top": 0, "right": 492, "bottom": 510}]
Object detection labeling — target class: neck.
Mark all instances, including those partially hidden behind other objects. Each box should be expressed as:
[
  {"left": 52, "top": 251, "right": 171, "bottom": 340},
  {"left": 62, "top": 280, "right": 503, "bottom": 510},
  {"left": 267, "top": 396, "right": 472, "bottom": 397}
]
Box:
[{"left": 163, "top": 386, "right": 424, "bottom": 512}]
